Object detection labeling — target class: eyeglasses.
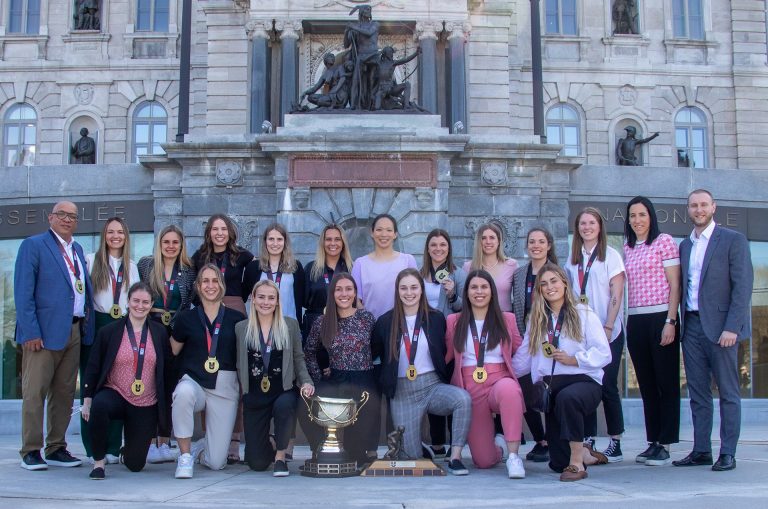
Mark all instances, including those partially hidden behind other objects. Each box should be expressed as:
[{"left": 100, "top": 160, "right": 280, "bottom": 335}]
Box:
[{"left": 52, "top": 211, "right": 79, "bottom": 221}]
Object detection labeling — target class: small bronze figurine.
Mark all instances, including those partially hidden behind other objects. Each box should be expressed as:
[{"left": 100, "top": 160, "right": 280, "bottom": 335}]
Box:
[{"left": 383, "top": 425, "right": 410, "bottom": 460}]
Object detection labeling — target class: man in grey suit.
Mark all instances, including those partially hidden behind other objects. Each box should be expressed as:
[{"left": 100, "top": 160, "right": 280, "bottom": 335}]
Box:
[{"left": 673, "top": 189, "right": 753, "bottom": 471}]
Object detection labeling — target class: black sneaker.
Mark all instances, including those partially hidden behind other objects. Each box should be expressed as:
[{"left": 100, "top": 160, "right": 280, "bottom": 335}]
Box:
[
  {"left": 645, "top": 444, "right": 671, "bottom": 466},
  {"left": 446, "top": 459, "right": 469, "bottom": 476},
  {"left": 20, "top": 451, "right": 48, "bottom": 471},
  {"left": 636, "top": 442, "right": 658, "bottom": 464},
  {"left": 525, "top": 443, "right": 549, "bottom": 462},
  {"left": 89, "top": 467, "right": 105, "bottom": 480},
  {"left": 45, "top": 448, "right": 82, "bottom": 468},
  {"left": 584, "top": 437, "right": 596, "bottom": 450},
  {"left": 273, "top": 460, "right": 289, "bottom": 477},
  {"left": 603, "top": 439, "right": 623, "bottom": 463}
]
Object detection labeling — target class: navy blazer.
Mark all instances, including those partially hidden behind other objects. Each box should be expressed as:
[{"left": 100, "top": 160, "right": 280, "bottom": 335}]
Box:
[
  {"left": 14, "top": 230, "right": 95, "bottom": 349},
  {"left": 679, "top": 224, "right": 753, "bottom": 343},
  {"left": 82, "top": 317, "right": 173, "bottom": 431},
  {"left": 371, "top": 309, "right": 450, "bottom": 399}
]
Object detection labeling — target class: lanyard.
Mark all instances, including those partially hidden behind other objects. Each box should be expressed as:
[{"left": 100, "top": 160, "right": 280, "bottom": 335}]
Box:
[
  {"left": 110, "top": 262, "right": 125, "bottom": 306},
  {"left": 258, "top": 326, "right": 274, "bottom": 373},
  {"left": 524, "top": 263, "right": 535, "bottom": 316},
  {"left": 50, "top": 230, "right": 81, "bottom": 280},
  {"left": 265, "top": 269, "right": 282, "bottom": 287},
  {"left": 546, "top": 307, "right": 566, "bottom": 347},
  {"left": 468, "top": 314, "right": 490, "bottom": 368},
  {"left": 577, "top": 248, "right": 599, "bottom": 299},
  {"left": 198, "top": 306, "right": 225, "bottom": 360},
  {"left": 216, "top": 252, "right": 229, "bottom": 277},
  {"left": 163, "top": 260, "right": 181, "bottom": 311},
  {"left": 401, "top": 313, "right": 422, "bottom": 365},
  {"left": 126, "top": 320, "right": 150, "bottom": 381}
]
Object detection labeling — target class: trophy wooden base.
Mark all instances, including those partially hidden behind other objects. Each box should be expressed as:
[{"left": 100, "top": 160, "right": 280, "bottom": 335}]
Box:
[
  {"left": 299, "top": 459, "right": 362, "bottom": 478},
  {"left": 360, "top": 458, "right": 446, "bottom": 477}
]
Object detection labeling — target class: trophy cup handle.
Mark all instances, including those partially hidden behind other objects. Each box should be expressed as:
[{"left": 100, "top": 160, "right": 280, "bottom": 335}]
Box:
[
  {"left": 301, "top": 390, "right": 315, "bottom": 423},
  {"left": 355, "top": 391, "right": 370, "bottom": 417}
]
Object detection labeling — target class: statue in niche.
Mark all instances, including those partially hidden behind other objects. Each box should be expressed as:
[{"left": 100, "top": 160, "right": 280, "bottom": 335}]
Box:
[
  {"left": 371, "top": 46, "right": 420, "bottom": 110},
  {"left": 71, "top": 127, "right": 96, "bottom": 164},
  {"left": 74, "top": 0, "right": 101, "bottom": 31},
  {"left": 616, "top": 126, "right": 658, "bottom": 166},
  {"left": 612, "top": 0, "right": 638, "bottom": 35},
  {"left": 301, "top": 53, "right": 352, "bottom": 109}
]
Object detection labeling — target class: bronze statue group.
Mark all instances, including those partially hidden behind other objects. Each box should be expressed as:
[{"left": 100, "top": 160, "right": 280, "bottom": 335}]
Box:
[{"left": 15, "top": 188, "right": 752, "bottom": 482}]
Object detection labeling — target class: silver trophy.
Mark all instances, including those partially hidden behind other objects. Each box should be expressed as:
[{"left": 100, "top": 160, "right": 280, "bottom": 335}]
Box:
[{"left": 299, "top": 391, "right": 369, "bottom": 477}]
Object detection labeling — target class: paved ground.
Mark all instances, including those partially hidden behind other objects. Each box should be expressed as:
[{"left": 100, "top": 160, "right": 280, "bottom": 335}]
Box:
[{"left": 0, "top": 425, "right": 766, "bottom": 509}]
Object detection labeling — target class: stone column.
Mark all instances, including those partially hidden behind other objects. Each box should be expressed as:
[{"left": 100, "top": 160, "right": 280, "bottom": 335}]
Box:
[
  {"left": 445, "top": 22, "right": 471, "bottom": 132},
  {"left": 276, "top": 20, "right": 302, "bottom": 125},
  {"left": 415, "top": 21, "right": 441, "bottom": 114},
  {"left": 247, "top": 20, "right": 273, "bottom": 134}
]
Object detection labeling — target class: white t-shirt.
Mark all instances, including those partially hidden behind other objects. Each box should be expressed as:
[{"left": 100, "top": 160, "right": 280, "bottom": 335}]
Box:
[
  {"left": 461, "top": 319, "right": 504, "bottom": 365},
  {"left": 397, "top": 314, "right": 435, "bottom": 378},
  {"left": 565, "top": 245, "right": 625, "bottom": 342}
]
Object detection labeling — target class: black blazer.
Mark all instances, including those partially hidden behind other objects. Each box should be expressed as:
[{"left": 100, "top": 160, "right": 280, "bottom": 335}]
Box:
[
  {"left": 371, "top": 309, "right": 449, "bottom": 399},
  {"left": 82, "top": 317, "right": 173, "bottom": 431}
]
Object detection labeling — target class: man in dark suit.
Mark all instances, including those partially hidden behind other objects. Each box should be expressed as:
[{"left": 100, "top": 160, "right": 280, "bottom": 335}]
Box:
[
  {"left": 14, "top": 201, "right": 95, "bottom": 470},
  {"left": 673, "top": 189, "right": 753, "bottom": 471}
]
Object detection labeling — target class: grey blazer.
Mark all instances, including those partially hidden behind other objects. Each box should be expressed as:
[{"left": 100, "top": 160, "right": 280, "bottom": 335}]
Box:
[
  {"left": 235, "top": 316, "right": 313, "bottom": 395},
  {"left": 511, "top": 263, "right": 529, "bottom": 336},
  {"left": 679, "top": 225, "right": 753, "bottom": 343},
  {"left": 431, "top": 267, "right": 466, "bottom": 316}
]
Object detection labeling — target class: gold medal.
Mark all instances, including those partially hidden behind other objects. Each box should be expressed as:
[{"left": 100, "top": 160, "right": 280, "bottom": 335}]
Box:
[
  {"left": 75, "top": 280, "right": 85, "bottom": 294},
  {"left": 434, "top": 269, "right": 450, "bottom": 283},
  {"left": 472, "top": 366, "right": 488, "bottom": 384},
  {"left": 204, "top": 357, "right": 220, "bottom": 373},
  {"left": 161, "top": 311, "right": 172, "bottom": 326},
  {"left": 579, "top": 295, "right": 589, "bottom": 305},
  {"left": 109, "top": 304, "right": 122, "bottom": 319},
  {"left": 131, "top": 379, "right": 145, "bottom": 396},
  {"left": 406, "top": 364, "right": 418, "bottom": 381},
  {"left": 542, "top": 343, "right": 556, "bottom": 358},
  {"left": 260, "top": 376, "right": 271, "bottom": 393}
]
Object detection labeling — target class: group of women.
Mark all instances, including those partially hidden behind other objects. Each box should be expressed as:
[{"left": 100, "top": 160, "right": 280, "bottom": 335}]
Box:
[{"left": 80, "top": 195, "right": 683, "bottom": 483}]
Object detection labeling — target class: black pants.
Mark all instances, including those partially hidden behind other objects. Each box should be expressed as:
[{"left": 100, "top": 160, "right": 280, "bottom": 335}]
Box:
[
  {"left": 626, "top": 312, "right": 680, "bottom": 444},
  {"left": 243, "top": 390, "right": 299, "bottom": 471},
  {"left": 298, "top": 369, "right": 380, "bottom": 461},
  {"left": 584, "top": 330, "right": 626, "bottom": 437},
  {"left": 545, "top": 375, "right": 602, "bottom": 473},
  {"left": 519, "top": 373, "right": 546, "bottom": 442},
  {"left": 89, "top": 388, "right": 157, "bottom": 472}
]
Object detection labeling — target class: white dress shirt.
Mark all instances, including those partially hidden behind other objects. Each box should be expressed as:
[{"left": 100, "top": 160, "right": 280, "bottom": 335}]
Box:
[
  {"left": 686, "top": 219, "right": 716, "bottom": 312},
  {"left": 85, "top": 253, "right": 140, "bottom": 314},
  {"left": 51, "top": 229, "right": 86, "bottom": 317}
]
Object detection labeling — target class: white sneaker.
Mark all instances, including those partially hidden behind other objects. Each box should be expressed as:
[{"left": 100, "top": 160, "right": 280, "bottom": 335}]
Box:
[
  {"left": 175, "top": 453, "right": 194, "bottom": 479},
  {"left": 494, "top": 434, "right": 509, "bottom": 461},
  {"left": 506, "top": 453, "right": 525, "bottom": 479},
  {"left": 158, "top": 443, "right": 176, "bottom": 463},
  {"left": 190, "top": 439, "right": 206, "bottom": 465},
  {"left": 105, "top": 454, "right": 120, "bottom": 465},
  {"left": 147, "top": 443, "right": 163, "bottom": 464}
]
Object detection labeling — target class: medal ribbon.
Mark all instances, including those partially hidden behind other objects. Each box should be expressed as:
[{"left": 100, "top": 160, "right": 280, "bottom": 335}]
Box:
[
  {"left": 198, "top": 305, "right": 225, "bottom": 360},
  {"left": 468, "top": 313, "right": 490, "bottom": 368},
  {"left": 401, "top": 313, "right": 422, "bottom": 366},
  {"left": 265, "top": 269, "right": 283, "bottom": 287},
  {"left": 125, "top": 320, "right": 150, "bottom": 382},
  {"left": 163, "top": 260, "right": 181, "bottom": 311},
  {"left": 546, "top": 307, "right": 566, "bottom": 348},
  {"left": 428, "top": 262, "right": 449, "bottom": 285},
  {"left": 50, "top": 230, "right": 81, "bottom": 281},
  {"left": 577, "top": 248, "right": 599, "bottom": 301},
  {"left": 216, "top": 252, "right": 229, "bottom": 277},
  {"left": 110, "top": 262, "right": 125, "bottom": 307},
  {"left": 258, "top": 326, "right": 274, "bottom": 377}
]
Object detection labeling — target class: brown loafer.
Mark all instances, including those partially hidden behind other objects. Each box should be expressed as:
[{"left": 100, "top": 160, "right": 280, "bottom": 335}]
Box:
[
  {"left": 560, "top": 464, "right": 588, "bottom": 482},
  {"left": 585, "top": 443, "right": 608, "bottom": 465}
]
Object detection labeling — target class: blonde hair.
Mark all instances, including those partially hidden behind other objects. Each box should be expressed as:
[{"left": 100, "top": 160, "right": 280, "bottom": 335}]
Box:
[
  {"left": 195, "top": 263, "right": 226, "bottom": 303},
  {"left": 245, "top": 280, "right": 290, "bottom": 352},
  {"left": 91, "top": 217, "right": 132, "bottom": 293},
  {"left": 470, "top": 223, "right": 506, "bottom": 271},
  {"left": 310, "top": 224, "right": 353, "bottom": 281},
  {"left": 527, "top": 263, "right": 583, "bottom": 356},
  {"left": 259, "top": 223, "right": 298, "bottom": 273},
  {"left": 149, "top": 225, "right": 192, "bottom": 299}
]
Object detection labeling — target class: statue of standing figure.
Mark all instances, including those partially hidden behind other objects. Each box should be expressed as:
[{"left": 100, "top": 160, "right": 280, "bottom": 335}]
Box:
[
  {"left": 344, "top": 4, "right": 381, "bottom": 110},
  {"left": 71, "top": 127, "right": 96, "bottom": 164},
  {"left": 612, "top": 0, "right": 638, "bottom": 35},
  {"left": 74, "top": 0, "right": 101, "bottom": 31},
  {"left": 616, "top": 126, "right": 658, "bottom": 166}
]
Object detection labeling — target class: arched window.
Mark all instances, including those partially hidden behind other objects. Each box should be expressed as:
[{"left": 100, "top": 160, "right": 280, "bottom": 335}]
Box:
[
  {"left": 675, "top": 107, "right": 708, "bottom": 168},
  {"left": 546, "top": 104, "right": 581, "bottom": 156},
  {"left": 3, "top": 103, "right": 37, "bottom": 166},
  {"left": 132, "top": 101, "right": 167, "bottom": 162}
]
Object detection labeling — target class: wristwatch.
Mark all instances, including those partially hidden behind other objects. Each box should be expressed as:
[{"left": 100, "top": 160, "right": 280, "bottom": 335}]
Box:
[{"left": 664, "top": 318, "right": 677, "bottom": 326}]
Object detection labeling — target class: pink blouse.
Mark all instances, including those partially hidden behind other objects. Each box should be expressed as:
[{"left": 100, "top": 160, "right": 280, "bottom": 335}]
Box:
[
  {"left": 105, "top": 328, "right": 158, "bottom": 406},
  {"left": 624, "top": 233, "right": 680, "bottom": 314}
]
